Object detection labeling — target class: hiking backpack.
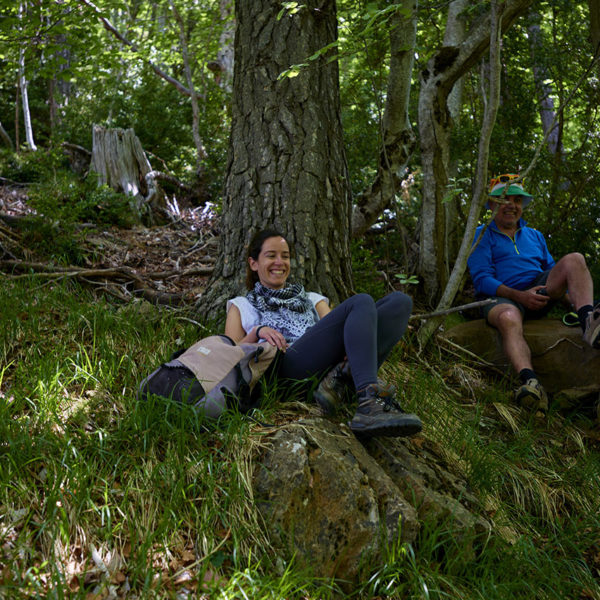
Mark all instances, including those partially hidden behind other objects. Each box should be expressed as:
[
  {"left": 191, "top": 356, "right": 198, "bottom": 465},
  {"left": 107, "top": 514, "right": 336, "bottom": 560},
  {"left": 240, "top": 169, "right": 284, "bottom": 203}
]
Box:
[{"left": 137, "top": 335, "right": 278, "bottom": 419}]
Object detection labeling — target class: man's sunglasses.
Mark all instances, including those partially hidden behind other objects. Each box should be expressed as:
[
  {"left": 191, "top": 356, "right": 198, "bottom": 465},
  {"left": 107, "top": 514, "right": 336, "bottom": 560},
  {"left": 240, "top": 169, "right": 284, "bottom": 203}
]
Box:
[{"left": 489, "top": 173, "right": 525, "bottom": 189}]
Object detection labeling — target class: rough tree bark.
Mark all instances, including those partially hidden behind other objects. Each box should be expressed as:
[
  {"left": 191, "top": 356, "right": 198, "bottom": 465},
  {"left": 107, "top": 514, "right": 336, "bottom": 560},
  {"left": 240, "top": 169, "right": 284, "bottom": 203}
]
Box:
[
  {"left": 197, "top": 0, "right": 353, "bottom": 319},
  {"left": 90, "top": 125, "right": 165, "bottom": 221},
  {"left": 417, "top": 0, "right": 535, "bottom": 304},
  {"left": 352, "top": 0, "right": 417, "bottom": 237}
]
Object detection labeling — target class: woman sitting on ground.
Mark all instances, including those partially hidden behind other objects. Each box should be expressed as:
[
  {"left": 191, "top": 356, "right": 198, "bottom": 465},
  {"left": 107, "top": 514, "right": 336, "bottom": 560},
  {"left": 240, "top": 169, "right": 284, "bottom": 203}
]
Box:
[{"left": 224, "top": 228, "right": 423, "bottom": 438}]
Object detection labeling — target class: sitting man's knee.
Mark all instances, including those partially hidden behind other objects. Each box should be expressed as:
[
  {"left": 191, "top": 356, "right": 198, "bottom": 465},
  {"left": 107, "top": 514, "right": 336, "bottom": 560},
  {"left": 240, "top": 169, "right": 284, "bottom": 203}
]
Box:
[
  {"left": 562, "top": 252, "right": 587, "bottom": 268},
  {"left": 491, "top": 306, "right": 523, "bottom": 332}
]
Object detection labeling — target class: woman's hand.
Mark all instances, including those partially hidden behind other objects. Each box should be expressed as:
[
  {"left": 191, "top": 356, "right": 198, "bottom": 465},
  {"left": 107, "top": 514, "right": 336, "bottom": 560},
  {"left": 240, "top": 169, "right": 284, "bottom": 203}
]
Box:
[{"left": 256, "top": 326, "right": 288, "bottom": 352}]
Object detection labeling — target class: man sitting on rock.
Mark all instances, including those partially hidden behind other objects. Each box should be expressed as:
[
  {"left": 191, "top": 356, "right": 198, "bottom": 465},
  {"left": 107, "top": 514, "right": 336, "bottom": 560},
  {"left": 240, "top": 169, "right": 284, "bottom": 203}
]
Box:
[{"left": 468, "top": 174, "right": 600, "bottom": 412}]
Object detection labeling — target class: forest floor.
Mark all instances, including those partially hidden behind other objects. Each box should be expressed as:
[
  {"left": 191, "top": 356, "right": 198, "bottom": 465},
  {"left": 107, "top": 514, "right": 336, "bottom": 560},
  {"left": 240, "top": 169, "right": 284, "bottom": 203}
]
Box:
[
  {"left": 0, "top": 182, "right": 217, "bottom": 305},
  {"left": 2, "top": 181, "right": 600, "bottom": 599}
]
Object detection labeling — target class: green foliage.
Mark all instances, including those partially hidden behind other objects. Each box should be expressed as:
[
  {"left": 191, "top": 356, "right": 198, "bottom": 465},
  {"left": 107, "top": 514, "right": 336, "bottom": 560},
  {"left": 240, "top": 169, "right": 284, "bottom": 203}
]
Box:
[
  {"left": 351, "top": 239, "right": 387, "bottom": 298},
  {"left": 0, "top": 146, "right": 70, "bottom": 183},
  {"left": 17, "top": 217, "right": 86, "bottom": 265},
  {"left": 28, "top": 171, "right": 136, "bottom": 229}
]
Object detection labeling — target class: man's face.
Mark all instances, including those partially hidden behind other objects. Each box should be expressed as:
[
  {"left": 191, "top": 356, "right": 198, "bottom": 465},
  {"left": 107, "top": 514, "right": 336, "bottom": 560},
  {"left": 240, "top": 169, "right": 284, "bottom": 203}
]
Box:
[{"left": 490, "top": 195, "right": 523, "bottom": 230}]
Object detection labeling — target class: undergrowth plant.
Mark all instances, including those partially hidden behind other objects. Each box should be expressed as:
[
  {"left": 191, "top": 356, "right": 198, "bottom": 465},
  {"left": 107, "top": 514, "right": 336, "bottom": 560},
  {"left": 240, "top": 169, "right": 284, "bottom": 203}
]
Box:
[{"left": 1, "top": 278, "right": 599, "bottom": 599}]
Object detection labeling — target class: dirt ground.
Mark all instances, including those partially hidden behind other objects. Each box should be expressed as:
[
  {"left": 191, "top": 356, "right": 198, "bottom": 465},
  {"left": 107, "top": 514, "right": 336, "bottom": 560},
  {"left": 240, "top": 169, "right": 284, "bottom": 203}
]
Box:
[{"left": 0, "top": 182, "right": 218, "bottom": 303}]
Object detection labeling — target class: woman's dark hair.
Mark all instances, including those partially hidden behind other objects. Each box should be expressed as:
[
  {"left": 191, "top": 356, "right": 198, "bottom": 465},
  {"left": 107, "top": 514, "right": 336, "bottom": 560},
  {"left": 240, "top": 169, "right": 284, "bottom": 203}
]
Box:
[{"left": 245, "top": 228, "right": 287, "bottom": 290}]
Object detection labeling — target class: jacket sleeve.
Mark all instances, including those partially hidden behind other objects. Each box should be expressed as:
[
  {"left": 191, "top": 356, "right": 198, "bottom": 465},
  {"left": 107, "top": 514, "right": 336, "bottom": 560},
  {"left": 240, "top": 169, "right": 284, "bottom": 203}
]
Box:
[
  {"left": 467, "top": 228, "right": 503, "bottom": 297},
  {"left": 536, "top": 230, "right": 555, "bottom": 270}
]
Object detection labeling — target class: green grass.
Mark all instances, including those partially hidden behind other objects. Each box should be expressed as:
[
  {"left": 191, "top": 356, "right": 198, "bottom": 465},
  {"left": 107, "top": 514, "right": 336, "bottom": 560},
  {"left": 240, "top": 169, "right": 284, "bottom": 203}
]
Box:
[{"left": 1, "top": 278, "right": 599, "bottom": 598}]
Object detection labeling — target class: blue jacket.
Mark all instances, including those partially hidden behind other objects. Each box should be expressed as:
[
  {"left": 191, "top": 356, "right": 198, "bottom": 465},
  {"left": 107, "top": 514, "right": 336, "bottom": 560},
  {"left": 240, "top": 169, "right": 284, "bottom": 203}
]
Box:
[{"left": 468, "top": 218, "right": 555, "bottom": 297}]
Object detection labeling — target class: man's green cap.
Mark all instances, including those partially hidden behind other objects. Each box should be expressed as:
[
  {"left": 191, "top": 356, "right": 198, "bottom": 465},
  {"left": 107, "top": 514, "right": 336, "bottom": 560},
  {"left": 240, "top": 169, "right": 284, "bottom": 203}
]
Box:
[{"left": 488, "top": 182, "right": 533, "bottom": 207}]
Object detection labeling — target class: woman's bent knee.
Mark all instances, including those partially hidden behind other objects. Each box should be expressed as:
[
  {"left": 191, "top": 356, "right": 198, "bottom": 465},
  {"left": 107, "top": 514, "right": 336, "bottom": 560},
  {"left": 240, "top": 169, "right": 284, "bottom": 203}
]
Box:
[{"left": 347, "top": 293, "right": 376, "bottom": 311}]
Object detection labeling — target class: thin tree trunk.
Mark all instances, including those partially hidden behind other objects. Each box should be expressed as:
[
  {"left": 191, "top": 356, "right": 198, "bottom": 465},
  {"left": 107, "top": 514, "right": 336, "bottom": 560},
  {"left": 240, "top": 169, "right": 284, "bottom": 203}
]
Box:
[
  {"left": 418, "top": 0, "right": 503, "bottom": 345},
  {"left": 443, "top": 0, "right": 468, "bottom": 266},
  {"left": 170, "top": 0, "right": 207, "bottom": 174},
  {"left": 15, "top": 83, "right": 20, "bottom": 153},
  {"left": 216, "top": 0, "right": 234, "bottom": 91},
  {"left": 197, "top": 0, "right": 353, "bottom": 319},
  {"left": 417, "top": 0, "right": 534, "bottom": 304},
  {"left": 0, "top": 121, "right": 13, "bottom": 150},
  {"left": 528, "top": 13, "right": 561, "bottom": 156},
  {"left": 18, "top": 3, "right": 36, "bottom": 151},
  {"left": 352, "top": 0, "right": 417, "bottom": 237},
  {"left": 589, "top": 0, "right": 600, "bottom": 62}
]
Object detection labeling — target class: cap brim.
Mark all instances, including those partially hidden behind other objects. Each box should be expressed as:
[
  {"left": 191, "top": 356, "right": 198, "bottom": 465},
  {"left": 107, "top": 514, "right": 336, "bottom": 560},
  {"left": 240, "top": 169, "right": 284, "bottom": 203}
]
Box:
[{"left": 488, "top": 183, "right": 533, "bottom": 208}]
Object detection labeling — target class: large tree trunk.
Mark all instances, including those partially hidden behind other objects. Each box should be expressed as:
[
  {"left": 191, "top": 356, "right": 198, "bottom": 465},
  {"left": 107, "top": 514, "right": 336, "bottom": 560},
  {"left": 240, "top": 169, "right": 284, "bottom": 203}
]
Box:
[
  {"left": 417, "top": 0, "right": 535, "bottom": 304},
  {"left": 90, "top": 125, "right": 165, "bottom": 221},
  {"left": 352, "top": 0, "right": 417, "bottom": 237},
  {"left": 197, "top": 0, "right": 353, "bottom": 319}
]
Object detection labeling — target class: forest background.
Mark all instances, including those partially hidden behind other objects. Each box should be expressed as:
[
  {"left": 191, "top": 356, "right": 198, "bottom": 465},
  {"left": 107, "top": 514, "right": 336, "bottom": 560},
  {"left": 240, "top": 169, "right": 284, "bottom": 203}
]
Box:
[{"left": 1, "top": 0, "right": 600, "bottom": 598}]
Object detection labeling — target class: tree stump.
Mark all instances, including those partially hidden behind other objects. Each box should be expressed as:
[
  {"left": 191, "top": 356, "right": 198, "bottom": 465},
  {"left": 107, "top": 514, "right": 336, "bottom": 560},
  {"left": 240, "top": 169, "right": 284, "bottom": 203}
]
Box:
[{"left": 90, "top": 125, "right": 165, "bottom": 222}]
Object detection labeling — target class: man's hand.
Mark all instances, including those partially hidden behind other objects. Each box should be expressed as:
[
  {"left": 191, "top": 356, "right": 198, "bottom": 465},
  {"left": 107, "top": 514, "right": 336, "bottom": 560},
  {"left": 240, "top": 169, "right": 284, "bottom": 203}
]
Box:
[{"left": 515, "top": 285, "right": 550, "bottom": 310}]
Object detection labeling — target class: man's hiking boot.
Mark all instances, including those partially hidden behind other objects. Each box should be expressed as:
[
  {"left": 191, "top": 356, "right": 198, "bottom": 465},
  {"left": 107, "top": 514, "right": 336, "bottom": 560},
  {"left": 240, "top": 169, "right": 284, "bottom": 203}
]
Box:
[
  {"left": 349, "top": 383, "right": 422, "bottom": 438},
  {"left": 515, "top": 378, "right": 548, "bottom": 413},
  {"left": 313, "top": 361, "right": 351, "bottom": 415},
  {"left": 582, "top": 303, "right": 600, "bottom": 348}
]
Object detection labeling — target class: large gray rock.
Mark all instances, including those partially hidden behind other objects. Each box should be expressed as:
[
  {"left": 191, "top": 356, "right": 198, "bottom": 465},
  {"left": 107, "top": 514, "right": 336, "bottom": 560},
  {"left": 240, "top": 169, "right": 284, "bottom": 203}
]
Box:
[
  {"left": 253, "top": 417, "right": 491, "bottom": 582},
  {"left": 443, "top": 318, "right": 600, "bottom": 394}
]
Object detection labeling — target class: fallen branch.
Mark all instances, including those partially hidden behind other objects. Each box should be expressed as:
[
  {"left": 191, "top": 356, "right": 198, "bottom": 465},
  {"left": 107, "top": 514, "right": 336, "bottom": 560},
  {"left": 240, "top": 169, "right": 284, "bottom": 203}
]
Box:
[
  {"left": 0, "top": 260, "right": 187, "bottom": 306},
  {"left": 410, "top": 298, "right": 494, "bottom": 321}
]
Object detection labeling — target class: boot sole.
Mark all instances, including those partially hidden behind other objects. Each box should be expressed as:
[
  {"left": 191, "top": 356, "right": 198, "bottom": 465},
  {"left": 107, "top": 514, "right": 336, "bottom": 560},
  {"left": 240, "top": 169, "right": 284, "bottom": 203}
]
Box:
[
  {"left": 349, "top": 416, "right": 423, "bottom": 438},
  {"left": 515, "top": 391, "right": 548, "bottom": 412}
]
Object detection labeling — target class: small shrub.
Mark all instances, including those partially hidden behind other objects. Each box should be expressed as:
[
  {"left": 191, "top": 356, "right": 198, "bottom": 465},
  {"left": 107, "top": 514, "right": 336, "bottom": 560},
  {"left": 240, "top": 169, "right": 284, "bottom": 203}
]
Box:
[{"left": 27, "top": 171, "right": 135, "bottom": 228}]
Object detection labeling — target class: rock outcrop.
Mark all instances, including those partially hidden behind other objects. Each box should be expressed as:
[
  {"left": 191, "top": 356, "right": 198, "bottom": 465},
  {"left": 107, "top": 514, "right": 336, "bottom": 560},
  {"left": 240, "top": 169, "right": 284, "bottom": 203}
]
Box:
[
  {"left": 253, "top": 417, "right": 491, "bottom": 582},
  {"left": 442, "top": 318, "right": 600, "bottom": 395}
]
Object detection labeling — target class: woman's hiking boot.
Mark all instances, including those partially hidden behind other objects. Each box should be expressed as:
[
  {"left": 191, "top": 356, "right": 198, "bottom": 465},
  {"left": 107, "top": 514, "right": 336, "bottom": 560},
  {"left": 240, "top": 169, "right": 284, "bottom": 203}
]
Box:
[
  {"left": 349, "top": 383, "right": 422, "bottom": 438},
  {"left": 314, "top": 363, "right": 398, "bottom": 416},
  {"left": 313, "top": 361, "right": 351, "bottom": 415},
  {"left": 515, "top": 378, "right": 548, "bottom": 413}
]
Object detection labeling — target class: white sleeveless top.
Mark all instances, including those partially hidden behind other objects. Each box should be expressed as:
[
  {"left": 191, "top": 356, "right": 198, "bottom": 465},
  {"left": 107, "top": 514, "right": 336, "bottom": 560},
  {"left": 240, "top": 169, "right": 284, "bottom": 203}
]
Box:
[{"left": 227, "top": 292, "right": 328, "bottom": 344}]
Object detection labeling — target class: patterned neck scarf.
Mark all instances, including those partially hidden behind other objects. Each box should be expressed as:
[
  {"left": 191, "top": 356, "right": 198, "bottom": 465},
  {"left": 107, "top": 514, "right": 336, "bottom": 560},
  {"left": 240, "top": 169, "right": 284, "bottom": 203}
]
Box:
[{"left": 246, "top": 282, "right": 318, "bottom": 344}]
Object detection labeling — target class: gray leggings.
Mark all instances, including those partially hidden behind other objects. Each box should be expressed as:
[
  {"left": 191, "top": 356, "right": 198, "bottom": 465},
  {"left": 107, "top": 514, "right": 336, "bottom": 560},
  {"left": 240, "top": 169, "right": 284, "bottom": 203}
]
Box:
[{"left": 278, "top": 292, "right": 412, "bottom": 391}]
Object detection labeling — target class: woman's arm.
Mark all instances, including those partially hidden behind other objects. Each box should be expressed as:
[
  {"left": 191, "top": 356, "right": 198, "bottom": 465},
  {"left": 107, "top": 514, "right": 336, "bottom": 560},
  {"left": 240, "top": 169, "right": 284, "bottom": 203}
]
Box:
[
  {"left": 225, "top": 304, "right": 288, "bottom": 350},
  {"left": 315, "top": 299, "right": 331, "bottom": 318},
  {"left": 225, "top": 304, "right": 257, "bottom": 343}
]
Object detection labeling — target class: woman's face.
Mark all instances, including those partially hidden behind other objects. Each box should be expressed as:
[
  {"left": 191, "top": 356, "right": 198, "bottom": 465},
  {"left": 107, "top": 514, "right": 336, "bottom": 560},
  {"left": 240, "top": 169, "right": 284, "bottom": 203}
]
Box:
[{"left": 249, "top": 236, "right": 291, "bottom": 289}]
